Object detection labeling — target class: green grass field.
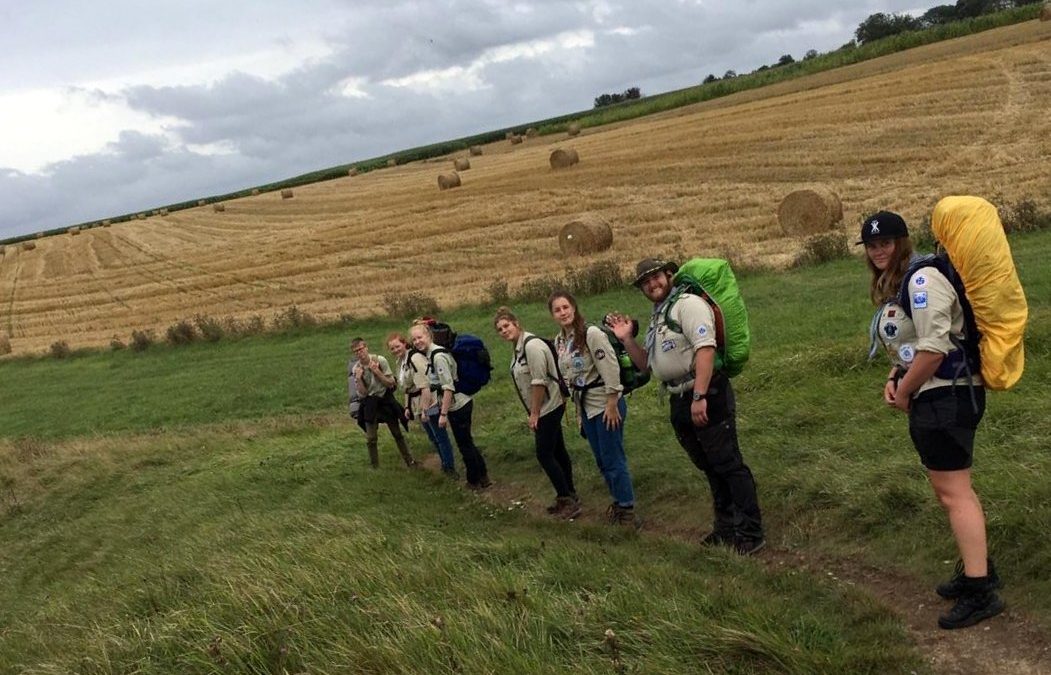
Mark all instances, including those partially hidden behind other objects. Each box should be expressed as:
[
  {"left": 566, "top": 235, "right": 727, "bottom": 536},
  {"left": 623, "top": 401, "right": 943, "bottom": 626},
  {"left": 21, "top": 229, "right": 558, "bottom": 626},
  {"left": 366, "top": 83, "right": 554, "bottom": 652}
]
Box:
[{"left": 2, "top": 230, "right": 1048, "bottom": 672}]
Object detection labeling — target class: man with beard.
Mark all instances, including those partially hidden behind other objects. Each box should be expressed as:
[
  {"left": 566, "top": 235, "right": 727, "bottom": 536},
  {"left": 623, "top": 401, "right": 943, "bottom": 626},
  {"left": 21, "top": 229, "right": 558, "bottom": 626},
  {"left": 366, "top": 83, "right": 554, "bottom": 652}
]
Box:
[{"left": 607, "top": 258, "right": 764, "bottom": 554}]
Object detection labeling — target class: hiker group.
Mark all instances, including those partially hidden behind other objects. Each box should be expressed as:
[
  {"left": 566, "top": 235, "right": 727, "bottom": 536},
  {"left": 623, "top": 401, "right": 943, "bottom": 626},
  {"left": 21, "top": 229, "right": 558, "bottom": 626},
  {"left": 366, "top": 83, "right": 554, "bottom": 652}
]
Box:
[{"left": 347, "top": 195, "right": 1028, "bottom": 631}]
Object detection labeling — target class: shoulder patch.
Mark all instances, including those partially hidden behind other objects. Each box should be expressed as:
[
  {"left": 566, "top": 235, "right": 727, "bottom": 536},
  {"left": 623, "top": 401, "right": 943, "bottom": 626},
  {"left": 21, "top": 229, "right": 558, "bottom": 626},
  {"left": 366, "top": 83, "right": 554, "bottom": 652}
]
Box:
[
  {"left": 883, "top": 322, "right": 898, "bottom": 338},
  {"left": 594, "top": 348, "right": 606, "bottom": 360},
  {"left": 914, "top": 274, "right": 927, "bottom": 287},
  {"left": 912, "top": 291, "right": 928, "bottom": 309},
  {"left": 696, "top": 325, "right": 708, "bottom": 337},
  {"left": 898, "top": 344, "right": 916, "bottom": 363}
]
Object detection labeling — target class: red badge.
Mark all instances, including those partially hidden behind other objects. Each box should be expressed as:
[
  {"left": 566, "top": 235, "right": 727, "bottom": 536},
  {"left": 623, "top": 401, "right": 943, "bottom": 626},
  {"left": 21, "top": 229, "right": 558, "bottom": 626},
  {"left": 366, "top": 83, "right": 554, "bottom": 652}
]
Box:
[{"left": 887, "top": 309, "right": 896, "bottom": 317}]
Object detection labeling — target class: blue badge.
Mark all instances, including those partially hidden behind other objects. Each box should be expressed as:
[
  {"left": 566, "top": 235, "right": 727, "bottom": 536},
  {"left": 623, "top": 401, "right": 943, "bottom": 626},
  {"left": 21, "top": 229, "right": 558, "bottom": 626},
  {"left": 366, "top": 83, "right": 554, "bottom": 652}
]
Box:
[
  {"left": 575, "top": 375, "right": 586, "bottom": 387},
  {"left": 661, "top": 339, "right": 675, "bottom": 352},
  {"left": 572, "top": 356, "right": 585, "bottom": 372},
  {"left": 898, "top": 344, "right": 915, "bottom": 363},
  {"left": 912, "top": 291, "right": 928, "bottom": 309},
  {"left": 696, "top": 325, "right": 708, "bottom": 337},
  {"left": 883, "top": 322, "right": 898, "bottom": 338},
  {"left": 914, "top": 274, "right": 927, "bottom": 287}
]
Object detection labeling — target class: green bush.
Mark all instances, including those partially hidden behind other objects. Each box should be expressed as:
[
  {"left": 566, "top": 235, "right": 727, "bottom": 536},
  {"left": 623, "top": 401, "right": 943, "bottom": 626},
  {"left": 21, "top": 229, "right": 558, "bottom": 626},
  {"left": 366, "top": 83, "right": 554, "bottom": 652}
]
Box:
[
  {"left": 165, "top": 320, "right": 197, "bottom": 346},
  {"left": 514, "top": 275, "right": 565, "bottom": 303},
  {"left": 0, "top": 333, "right": 10, "bottom": 356},
  {"left": 565, "top": 260, "right": 623, "bottom": 296},
  {"left": 194, "top": 314, "right": 225, "bottom": 342},
  {"left": 271, "top": 305, "right": 318, "bottom": 331},
  {"left": 48, "top": 341, "right": 71, "bottom": 359},
  {"left": 130, "top": 329, "right": 154, "bottom": 352},
  {"left": 794, "top": 232, "right": 850, "bottom": 267},
  {"left": 382, "top": 292, "right": 441, "bottom": 320},
  {"left": 999, "top": 196, "right": 1051, "bottom": 234},
  {"left": 109, "top": 337, "right": 126, "bottom": 351},
  {"left": 485, "top": 279, "right": 510, "bottom": 306}
]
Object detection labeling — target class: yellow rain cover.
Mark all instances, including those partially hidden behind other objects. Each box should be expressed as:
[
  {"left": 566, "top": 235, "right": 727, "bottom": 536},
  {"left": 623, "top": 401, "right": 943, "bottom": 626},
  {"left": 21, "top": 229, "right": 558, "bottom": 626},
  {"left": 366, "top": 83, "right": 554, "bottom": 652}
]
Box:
[{"left": 931, "top": 196, "right": 1028, "bottom": 390}]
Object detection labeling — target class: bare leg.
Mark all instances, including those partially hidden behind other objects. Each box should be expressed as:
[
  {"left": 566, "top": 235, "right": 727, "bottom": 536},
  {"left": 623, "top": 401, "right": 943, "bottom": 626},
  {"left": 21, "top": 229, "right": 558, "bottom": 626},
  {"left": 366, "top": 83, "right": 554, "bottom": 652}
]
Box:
[{"left": 929, "top": 469, "right": 988, "bottom": 577}]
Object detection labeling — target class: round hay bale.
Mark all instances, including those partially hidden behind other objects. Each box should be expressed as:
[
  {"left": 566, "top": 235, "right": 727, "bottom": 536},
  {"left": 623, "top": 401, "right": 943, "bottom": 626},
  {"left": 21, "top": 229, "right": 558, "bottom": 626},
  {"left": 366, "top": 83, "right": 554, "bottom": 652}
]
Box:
[
  {"left": 469, "top": 145, "right": 483, "bottom": 156},
  {"left": 251, "top": 188, "right": 261, "bottom": 196},
  {"left": 213, "top": 203, "right": 226, "bottom": 213},
  {"left": 453, "top": 158, "right": 471, "bottom": 171},
  {"left": 510, "top": 135, "right": 523, "bottom": 145},
  {"left": 138, "top": 213, "right": 146, "bottom": 219},
  {"left": 559, "top": 214, "right": 613, "bottom": 256},
  {"left": 777, "top": 188, "right": 843, "bottom": 236},
  {"left": 348, "top": 167, "right": 359, "bottom": 176},
  {"left": 387, "top": 158, "right": 397, "bottom": 167},
  {"left": 68, "top": 226, "right": 81, "bottom": 236},
  {"left": 567, "top": 122, "right": 581, "bottom": 137},
  {"left": 22, "top": 241, "right": 37, "bottom": 251},
  {"left": 525, "top": 127, "right": 538, "bottom": 138},
  {"left": 102, "top": 219, "right": 111, "bottom": 226},
  {"left": 1042, "top": 2, "right": 1051, "bottom": 21},
  {"left": 550, "top": 148, "right": 580, "bottom": 170},
  {"left": 505, "top": 131, "right": 514, "bottom": 140},
  {"left": 281, "top": 189, "right": 294, "bottom": 199},
  {"left": 197, "top": 199, "right": 206, "bottom": 207},
  {"left": 35, "top": 232, "right": 44, "bottom": 238},
  {"left": 437, "top": 173, "right": 462, "bottom": 191},
  {"left": 159, "top": 208, "right": 169, "bottom": 216}
]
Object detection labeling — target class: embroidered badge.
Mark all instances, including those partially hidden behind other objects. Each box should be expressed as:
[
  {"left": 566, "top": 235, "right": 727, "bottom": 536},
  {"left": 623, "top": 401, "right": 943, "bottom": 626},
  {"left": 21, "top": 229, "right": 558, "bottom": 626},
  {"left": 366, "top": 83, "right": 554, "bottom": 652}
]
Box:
[
  {"left": 572, "top": 356, "right": 585, "bottom": 372},
  {"left": 696, "top": 325, "right": 708, "bottom": 337},
  {"left": 575, "top": 375, "right": 586, "bottom": 387},
  {"left": 914, "top": 275, "right": 927, "bottom": 287},
  {"left": 883, "top": 322, "right": 898, "bottom": 338},
  {"left": 594, "top": 349, "right": 606, "bottom": 360},
  {"left": 898, "top": 344, "right": 916, "bottom": 363},
  {"left": 887, "top": 309, "right": 897, "bottom": 318},
  {"left": 661, "top": 339, "right": 675, "bottom": 352},
  {"left": 912, "top": 291, "right": 928, "bottom": 309}
]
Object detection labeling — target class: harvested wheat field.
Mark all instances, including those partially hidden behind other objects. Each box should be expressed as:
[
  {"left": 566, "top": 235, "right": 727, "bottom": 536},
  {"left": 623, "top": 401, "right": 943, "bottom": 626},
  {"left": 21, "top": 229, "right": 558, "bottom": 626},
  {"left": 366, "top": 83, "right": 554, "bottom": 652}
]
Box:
[{"left": 1, "top": 21, "right": 1050, "bottom": 354}]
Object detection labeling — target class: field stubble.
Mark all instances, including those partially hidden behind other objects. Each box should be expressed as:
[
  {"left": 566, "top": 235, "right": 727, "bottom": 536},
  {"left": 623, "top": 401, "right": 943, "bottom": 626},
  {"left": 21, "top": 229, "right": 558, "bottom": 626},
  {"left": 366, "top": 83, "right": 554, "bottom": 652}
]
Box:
[{"left": 0, "top": 21, "right": 1049, "bottom": 354}]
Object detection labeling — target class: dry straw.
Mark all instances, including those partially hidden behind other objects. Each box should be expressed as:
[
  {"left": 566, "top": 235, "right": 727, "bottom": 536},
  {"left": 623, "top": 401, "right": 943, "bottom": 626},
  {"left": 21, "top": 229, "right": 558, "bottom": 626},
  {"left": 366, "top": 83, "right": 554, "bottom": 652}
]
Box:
[
  {"left": 0, "top": 245, "right": 5, "bottom": 255},
  {"left": 35, "top": 232, "right": 44, "bottom": 239},
  {"left": 777, "top": 187, "right": 843, "bottom": 236},
  {"left": 525, "top": 127, "right": 538, "bottom": 138},
  {"left": 505, "top": 131, "right": 514, "bottom": 140},
  {"left": 437, "top": 173, "right": 462, "bottom": 191},
  {"left": 559, "top": 214, "right": 613, "bottom": 256},
  {"left": 567, "top": 122, "right": 581, "bottom": 137},
  {"left": 160, "top": 208, "right": 169, "bottom": 216},
  {"left": 510, "top": 135, "right": 524, "bottom": 145},
  {"left": 197, "top": 199, "right": 206, "bottom": 206},
  {"left": 469, "top": 145, "right": 483, "bottom": 156},
  {"left": 213, "top": 203, "right": 226, "bottom": 212},
  {"left": 454, "top": 158, "right": 471, "bottom": 171},
  {"left": 281, "top": 189, "right": 294, "bottom": 199},
  {"left": 550, "top": 148, "right": 580, "bottom": 170},
  {"left": 68, "top": 226, "right": 81, "bottom": 236},
  {"left": 348, "top": 167, "right": 359, "bottom": 176},
  {"left": 1042, "top": 2, "right": 1051, "bottom": 21},
  {"left": 251, "top": 188, "right": 261, "bottom": 196},
  {"left": 22, "top": 241, "right": 37, "bottom": 251},
  {"left": 102, "top": 219, "right": 111, "bottom": 226},
  {"left": 387, "top": 158, "right": 397, "bottom": 167},
  {"left": 137, "top": 213, "right": 146, "bottom": 219}
]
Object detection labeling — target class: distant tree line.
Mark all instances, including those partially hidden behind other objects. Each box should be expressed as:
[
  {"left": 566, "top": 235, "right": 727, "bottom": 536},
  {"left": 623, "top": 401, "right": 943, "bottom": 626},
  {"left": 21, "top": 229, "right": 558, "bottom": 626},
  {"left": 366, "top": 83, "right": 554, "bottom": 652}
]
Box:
[
  {"left": 593, "top": 87, "right": 642, "bottom": 108},
  {"left": 855, "top": 0, "right": 1037, "bottom": 44},
  {"left": 695, "top": 0, "right": 1041, "bottom": 87}
]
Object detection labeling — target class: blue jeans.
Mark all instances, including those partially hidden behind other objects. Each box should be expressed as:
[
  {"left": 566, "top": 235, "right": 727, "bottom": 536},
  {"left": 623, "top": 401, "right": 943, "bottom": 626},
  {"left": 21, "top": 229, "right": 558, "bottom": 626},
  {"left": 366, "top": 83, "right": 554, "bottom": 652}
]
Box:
[
  {"left": 580, "top": 398, "right": 635, "bottom": 507},
  {"left": 423, "top": 413, "right": 456, "bottom": 472}
]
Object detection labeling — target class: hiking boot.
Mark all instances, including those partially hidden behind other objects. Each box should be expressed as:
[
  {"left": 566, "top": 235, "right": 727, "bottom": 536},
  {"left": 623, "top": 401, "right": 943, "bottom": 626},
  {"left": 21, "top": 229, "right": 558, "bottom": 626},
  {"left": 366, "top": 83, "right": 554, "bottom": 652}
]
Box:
[
  {"left": 937, "top": 558, "right": 1002, "bottom": 599},
  {"left": 555, "top": 496, "right": 582, "bottom": 520},
  {"left": 606, "top": 503, "right": 641, "bottom": 530},
  {"left": 733, "top": 536, "right": 766, "bottom": 556},
  {"left": 442, "top": 468, "right": 460, "bottom": 480},
  {"left": 700, "top": 530, "right": 734, "bottom": 548},
  {"left": 938, "top": 581, "right": 1006, "bottom": 629},
  {"left": 468, "top": 476, "right": 493, "bottom": 491}
]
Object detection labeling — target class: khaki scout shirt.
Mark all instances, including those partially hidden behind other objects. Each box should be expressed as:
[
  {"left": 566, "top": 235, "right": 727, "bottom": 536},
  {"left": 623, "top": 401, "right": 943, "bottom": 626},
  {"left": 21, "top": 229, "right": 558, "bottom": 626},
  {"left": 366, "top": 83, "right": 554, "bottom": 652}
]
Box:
[
  {"left": 425, "top": 343, "right": 471, "bottom": 413},
  {"left": 357, "top": 355, "right": 394, "bottom": 397},
  {"left": 647, "top": 293, "right": 717, "bottom": 388},
  {"left": 511, "top": 332, "right": 563, "bottom": 417},
  {"left": 398, "top": 351, "right": 434, "bottom": 415},
  {"left": 883, "top": 267, "right": 980, "bottom": 396},
  {"left": 554, "top": 325, "right": 622, "bottom": 420}
]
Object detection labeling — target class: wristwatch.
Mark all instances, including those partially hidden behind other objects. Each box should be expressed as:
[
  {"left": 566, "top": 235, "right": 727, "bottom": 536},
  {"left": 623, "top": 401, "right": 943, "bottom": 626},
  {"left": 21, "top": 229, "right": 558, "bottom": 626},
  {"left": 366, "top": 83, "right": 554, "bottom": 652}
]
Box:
[{"left": 691, "top": 391, "right": 707, "bottom": 401}]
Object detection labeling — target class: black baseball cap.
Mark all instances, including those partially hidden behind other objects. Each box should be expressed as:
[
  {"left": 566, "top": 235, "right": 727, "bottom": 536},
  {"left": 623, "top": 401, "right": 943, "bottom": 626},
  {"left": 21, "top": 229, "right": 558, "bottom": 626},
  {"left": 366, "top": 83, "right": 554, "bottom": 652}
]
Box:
[{"left": 855, "top": 211, "right": 909, "bottom": 245}]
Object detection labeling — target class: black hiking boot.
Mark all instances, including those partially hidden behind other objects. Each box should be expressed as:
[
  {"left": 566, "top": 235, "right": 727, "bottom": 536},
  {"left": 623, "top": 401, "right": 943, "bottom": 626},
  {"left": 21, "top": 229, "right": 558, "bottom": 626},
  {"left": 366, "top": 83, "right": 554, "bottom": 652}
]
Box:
[
  {"left": 938, "top": 577, "right": 1005, "bottom": 629},
  {"left": 937, "top": 558, "right": 1002, "bottom": 599},
  {"left": 467, "top": 476, "right": 492, "bottom": 491},
  {"left": 700, "top": 530, "right": 734, "bottom": 548},
  {"left": 555, "top": 496, "right": 582, "bottom": 520},
  {"left": 733, "top": 536, "right": 766, "bottom": 556}
]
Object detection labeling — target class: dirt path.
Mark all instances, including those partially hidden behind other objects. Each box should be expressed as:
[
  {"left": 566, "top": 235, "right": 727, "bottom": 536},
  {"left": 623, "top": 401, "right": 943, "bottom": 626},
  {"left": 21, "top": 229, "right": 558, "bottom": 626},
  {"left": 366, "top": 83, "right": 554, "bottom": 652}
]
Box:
[{"left": 420, "top": 455, "right": 1051, "bottom": 675}]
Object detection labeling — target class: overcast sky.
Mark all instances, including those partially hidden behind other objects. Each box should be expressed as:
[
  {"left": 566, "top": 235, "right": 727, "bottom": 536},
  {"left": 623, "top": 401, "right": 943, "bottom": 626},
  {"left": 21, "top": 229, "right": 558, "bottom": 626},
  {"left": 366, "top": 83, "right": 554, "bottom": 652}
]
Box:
[{"left": 0, "top": 0, "right": 922, "bottom": 239}]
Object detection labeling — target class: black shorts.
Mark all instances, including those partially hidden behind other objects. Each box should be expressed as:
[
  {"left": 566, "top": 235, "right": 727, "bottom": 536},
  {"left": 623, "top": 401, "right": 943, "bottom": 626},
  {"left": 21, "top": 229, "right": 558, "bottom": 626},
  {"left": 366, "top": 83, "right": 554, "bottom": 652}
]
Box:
[{"left": 908, "top": 385, "right": 985, "bottom": 471}]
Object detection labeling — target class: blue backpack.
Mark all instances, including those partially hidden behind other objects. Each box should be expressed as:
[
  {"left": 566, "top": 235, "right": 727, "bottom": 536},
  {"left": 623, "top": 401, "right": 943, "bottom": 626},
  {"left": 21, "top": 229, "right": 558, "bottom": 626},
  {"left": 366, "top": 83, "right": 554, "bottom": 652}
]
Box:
[{"left": 429, "top": 329, "right": 493, "bottom": 396}]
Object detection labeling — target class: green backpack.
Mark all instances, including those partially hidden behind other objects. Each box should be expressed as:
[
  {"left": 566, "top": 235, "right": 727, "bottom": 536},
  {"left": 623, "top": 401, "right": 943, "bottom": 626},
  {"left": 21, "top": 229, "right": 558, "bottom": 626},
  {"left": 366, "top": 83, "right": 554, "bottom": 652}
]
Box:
[{"left": 663, "top": 258, "right": 751, "bottom": 378}]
